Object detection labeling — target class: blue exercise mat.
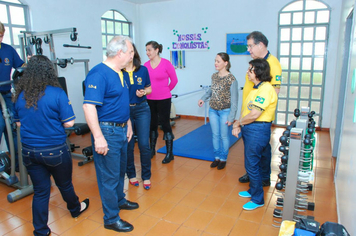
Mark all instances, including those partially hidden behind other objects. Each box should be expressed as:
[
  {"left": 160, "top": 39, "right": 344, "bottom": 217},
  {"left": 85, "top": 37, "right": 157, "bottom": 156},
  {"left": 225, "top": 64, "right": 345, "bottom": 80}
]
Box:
[{"left": 157, "top": 123, "right": 241, "bottom": 161}]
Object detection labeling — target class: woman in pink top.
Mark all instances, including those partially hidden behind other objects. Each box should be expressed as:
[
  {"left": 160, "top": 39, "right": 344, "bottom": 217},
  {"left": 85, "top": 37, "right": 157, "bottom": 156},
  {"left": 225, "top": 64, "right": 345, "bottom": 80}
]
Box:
[{"left": 144, "top": 41, "right": 178, "bottom": 164}]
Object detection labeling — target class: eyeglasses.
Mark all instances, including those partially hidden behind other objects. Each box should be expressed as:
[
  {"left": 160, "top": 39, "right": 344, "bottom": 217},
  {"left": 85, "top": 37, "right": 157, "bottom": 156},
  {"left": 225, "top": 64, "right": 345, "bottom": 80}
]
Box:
[{"left": 246, "top": 44, "right": 257, "bottom": 50}]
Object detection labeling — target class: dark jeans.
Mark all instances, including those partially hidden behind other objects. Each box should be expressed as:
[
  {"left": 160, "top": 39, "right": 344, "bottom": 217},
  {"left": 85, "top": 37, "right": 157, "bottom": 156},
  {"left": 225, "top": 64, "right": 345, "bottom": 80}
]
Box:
[
  {"left": 241, "top": 122, "right": 272, "bottom": 205},
  {"left": 92, "top": 123, "right": 128, "bottom": 225},
  {"left": 22, "top": 143, "right": 81, "bottom": 236},
  {"left": 0, "top": 92, "right": 18, "bottom": 168},
  {"left": 126, "top": 101, "right": 151, "bottom": 181},
  {"left": 147, "top": 98, "right": 172, "bottom": 134}
]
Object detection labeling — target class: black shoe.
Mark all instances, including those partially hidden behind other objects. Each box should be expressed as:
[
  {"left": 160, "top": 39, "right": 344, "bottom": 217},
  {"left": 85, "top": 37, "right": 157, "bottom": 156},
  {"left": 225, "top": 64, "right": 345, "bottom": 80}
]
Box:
[
  {"left": 262, "top": 180, "right": 271, "bottom": 187},
  {"left": 239, "top": 173, "right": 250, "bottom": 183},
  {"left": 217, "top": 161, "right": 226, "bottom": 170},
  {"left": 210, "top": 159, "right": 220, "bottom": 168},
  {"left": 71, "top": 198, "right": 89, "bottom": 218},
  {"left": 47, "top": 229, "right": 51, "bottom": 236},
  {"left": 104, "top": 219, "right": 134, "bottom": 232},
  {"left": 162, "top": 138, "right": 174, "bottom": 164},
  {"left": 119, "top": 200, "right": 139, "bottom": 210}
]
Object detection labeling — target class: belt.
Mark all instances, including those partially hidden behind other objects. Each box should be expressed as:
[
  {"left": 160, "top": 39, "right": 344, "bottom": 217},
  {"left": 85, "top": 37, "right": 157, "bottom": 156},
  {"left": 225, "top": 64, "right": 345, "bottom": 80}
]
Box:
[
  {"left": 0, "top": 91, "right": 11, "bottom": 95},
  {"left": 129, "top": 100, "right": 146, "bottom": 107},
  {"left": 99, "top": 121, "right": 127, "bottom": 127},
  {"left": 253, "top": 121, "right": 272, "bottom": 124}
]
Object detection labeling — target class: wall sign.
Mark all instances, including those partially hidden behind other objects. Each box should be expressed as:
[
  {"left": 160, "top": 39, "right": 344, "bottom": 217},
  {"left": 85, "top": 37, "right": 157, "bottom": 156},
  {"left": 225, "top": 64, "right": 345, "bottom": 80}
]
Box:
[{"left": 168, "top": 27, "right": 210, "bottom": 51}]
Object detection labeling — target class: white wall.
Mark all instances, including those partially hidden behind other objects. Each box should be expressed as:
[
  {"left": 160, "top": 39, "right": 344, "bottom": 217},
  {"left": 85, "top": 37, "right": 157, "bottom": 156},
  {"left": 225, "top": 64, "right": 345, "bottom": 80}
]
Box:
[
  {"left": 21, "top": 0, "right": 342, "bottom": 128},
  {"left": 137, "top": 0, "right": 342, "bottom": 128},
  {"left": 22, "top": 0, "right": 139, "bottom": 123},
  {"left": 333, "top": 0, "right": 356, "bottom": 234}
]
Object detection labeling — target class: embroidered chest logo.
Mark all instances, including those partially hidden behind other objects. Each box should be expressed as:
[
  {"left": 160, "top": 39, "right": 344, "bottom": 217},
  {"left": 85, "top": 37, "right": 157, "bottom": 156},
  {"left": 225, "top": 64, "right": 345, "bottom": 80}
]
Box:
[
  {"left": 137, "top": 77, "right": 143, "bottom": 85},
  {"left": 4, "top": 58, "right": 10, "bottom": 66},
  {"left": 276, "top": 75, "right": 281, "bottom": 82},
  {"left": 88, "top": 84, "right": 97, "bottom": 89},
  {"left": 255, "top": 96, "right": 265, "bottom": 104}
]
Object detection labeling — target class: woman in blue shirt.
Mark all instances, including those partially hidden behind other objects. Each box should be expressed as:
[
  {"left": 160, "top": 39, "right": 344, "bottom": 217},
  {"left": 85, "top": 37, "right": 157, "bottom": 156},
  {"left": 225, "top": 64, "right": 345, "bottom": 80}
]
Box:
[
  {"left": 124, "top": 44, "right": 152, "bottom": 190},
  {"left": 13, "top": 55, "right": 89, "bottom": 236}
]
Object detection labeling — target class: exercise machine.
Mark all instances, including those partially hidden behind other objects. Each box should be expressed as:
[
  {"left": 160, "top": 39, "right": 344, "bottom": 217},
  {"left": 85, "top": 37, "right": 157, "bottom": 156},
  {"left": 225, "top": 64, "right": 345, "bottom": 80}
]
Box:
[
  {"left": 18, "top": 28, "right": 92, "bottom": 166},
  {"left": 0, "top": 79, "right": 33, "bottom": 203}
]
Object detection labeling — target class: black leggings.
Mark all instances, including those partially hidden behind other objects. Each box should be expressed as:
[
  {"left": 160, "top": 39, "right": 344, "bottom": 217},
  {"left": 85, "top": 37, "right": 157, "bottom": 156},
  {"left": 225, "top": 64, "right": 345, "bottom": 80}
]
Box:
[{"left": 147, "top": 98, "right": 172, "bottom": 134}]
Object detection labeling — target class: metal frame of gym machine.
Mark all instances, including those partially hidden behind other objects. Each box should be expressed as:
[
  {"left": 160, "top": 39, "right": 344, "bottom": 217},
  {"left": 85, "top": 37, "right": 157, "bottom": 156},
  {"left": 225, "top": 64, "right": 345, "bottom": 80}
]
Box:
[
  {"left": 18, "top": 28, "right": 92, "bottom": 166},
  {"left": 0, "top": 80, "right": 34, "bottom": 203}
]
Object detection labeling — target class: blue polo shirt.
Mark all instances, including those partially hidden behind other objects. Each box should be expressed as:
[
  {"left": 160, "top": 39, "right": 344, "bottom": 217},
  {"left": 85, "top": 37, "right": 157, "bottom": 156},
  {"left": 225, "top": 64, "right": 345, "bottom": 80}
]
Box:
[
  {"left": 123, "top": 65, "right": 151, "bottom": 104},
  {"left": 13, "top": 86, "right": 75, "bottom": 147},
  {"left": 0, "top": 43, "right": 24, "bottom": 92},
  {"left": 83, "top": 63, "right": 130, "bottom": 123}
]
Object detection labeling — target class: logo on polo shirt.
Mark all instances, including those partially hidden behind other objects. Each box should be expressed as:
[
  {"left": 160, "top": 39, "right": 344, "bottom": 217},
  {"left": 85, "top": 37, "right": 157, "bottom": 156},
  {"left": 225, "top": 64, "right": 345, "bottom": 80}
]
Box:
[
  {"left": 137, "top": 77, "right": 143, "bottom": 85},
  {"left": 4, "top": 58, "right": 10, "bottom": 66},
  {"left": 276, "top": 75, "right": 281, "bottom": 81},
  {"left": 255, "top": 96, "right": 265, "bottom": 104},
  {"left": 247, "top": 101, "right": 253, "bottom": 110},
  {"left": 88, "top": 84, "right": 97, "bottom": 89}
]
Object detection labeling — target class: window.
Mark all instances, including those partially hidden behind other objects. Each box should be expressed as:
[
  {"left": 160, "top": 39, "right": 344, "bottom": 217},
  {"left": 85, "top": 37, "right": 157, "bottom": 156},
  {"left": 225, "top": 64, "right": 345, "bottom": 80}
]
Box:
[
  {"left": 101, "top": 10, "right": 132, "bottom": 60},
  {"left": 277, "top": 0, "right": 330, "bottom": 127},
  {"left": 0, "top": 0, "right": 29, "bottom": 59}
]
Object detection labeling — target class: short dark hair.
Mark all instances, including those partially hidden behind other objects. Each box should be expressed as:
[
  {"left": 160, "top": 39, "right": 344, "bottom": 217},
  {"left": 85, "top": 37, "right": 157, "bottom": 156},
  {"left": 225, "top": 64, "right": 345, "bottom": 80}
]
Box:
[
  {"left": 249, "top": 58, "right": 271, "bottom": 82},
  {"left": 217, "top": 52, "right": 231, "bottom": 72},
  {"left": 247, "top": 31, "right": 269, "bottom": 47},
  {"left": 145, "top": 41, "right": 163, "bottom": 54}
]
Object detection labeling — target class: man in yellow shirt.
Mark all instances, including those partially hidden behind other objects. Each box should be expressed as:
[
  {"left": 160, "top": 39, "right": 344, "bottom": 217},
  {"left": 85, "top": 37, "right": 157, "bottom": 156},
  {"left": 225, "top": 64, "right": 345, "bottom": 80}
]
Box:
[{"left": 239, "top": 31, "right": 282, "bottom": 186}]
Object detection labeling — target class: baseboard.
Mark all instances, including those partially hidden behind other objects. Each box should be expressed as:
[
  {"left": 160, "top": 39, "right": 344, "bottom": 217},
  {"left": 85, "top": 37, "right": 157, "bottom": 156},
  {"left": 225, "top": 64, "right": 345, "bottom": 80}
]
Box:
[
  {"left": 176, "top": 115, "right": 330, "bottom": 131},
  {"left": 175, "top": 115, "right": 210, "bottom": 121}
]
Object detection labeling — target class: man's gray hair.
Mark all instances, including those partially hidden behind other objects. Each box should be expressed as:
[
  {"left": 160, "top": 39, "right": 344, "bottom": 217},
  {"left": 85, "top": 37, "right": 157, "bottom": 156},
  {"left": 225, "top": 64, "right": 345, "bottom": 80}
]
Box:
[{"left": 106, "top": 36, "right": 133, "bottom": 58}]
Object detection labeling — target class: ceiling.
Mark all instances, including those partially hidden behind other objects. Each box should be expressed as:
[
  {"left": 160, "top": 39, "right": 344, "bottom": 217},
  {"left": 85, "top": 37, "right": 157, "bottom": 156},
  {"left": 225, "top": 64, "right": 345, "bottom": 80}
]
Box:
[{"left": 122, "top": 0, "right": 172, "bottom": 4}]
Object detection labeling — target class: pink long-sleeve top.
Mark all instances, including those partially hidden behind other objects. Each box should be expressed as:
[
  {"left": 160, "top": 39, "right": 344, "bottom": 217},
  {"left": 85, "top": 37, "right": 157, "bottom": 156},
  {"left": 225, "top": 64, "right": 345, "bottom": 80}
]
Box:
[{"left": 144, "top": 58, "right": 178, "bottom": 100}]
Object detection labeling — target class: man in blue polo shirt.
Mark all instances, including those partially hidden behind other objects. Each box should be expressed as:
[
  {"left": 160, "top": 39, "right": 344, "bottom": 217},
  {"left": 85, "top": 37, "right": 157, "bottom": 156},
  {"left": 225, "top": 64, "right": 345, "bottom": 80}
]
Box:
[
  {"left": 83, "top": 36, "right": 138, "bottom": 233},
  {"left": 0, "top": 22, "right": 25, "bottom": 170}
]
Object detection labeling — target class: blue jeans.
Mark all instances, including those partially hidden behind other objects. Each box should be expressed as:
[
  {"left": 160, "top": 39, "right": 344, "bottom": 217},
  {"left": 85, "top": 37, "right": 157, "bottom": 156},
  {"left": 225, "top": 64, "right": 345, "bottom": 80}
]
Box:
[
  {"left": 241, "top": 122, "right": 272, "bottom": 205},
  {"left": 126, "top": 101, "right": 151, "bottom": 181},
  {"left": 92, "top": 124, "right": 128, "bottom": 225},
  {"left": 209, "top": 108, "right": 231, "bottom": 161},
  {"left": 22, "top": 143, "right": 80, "bottom": 236},
  {"left": 0, "top": 93, "right": 18, "bottom": 168}
]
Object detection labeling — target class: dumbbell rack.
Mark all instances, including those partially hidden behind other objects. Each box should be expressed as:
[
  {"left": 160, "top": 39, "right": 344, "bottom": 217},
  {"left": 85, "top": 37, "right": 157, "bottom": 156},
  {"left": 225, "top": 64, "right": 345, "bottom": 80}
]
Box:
[{"left": 273, "top": 107, "right": 316, "bottom": 226}]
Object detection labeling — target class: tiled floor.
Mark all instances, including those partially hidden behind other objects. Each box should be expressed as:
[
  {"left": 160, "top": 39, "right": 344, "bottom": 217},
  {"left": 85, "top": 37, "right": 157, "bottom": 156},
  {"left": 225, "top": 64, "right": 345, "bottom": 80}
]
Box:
[{"left": 0, "top": 118, "right": 337, "bottom": 236}]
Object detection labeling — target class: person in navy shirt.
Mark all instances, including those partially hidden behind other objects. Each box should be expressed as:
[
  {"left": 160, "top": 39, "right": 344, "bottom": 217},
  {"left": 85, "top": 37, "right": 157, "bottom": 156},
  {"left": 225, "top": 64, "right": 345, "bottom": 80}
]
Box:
[
  {"left": 123, "top": 44, "right": 152, "bottom": 190},
  {"left": 13, "top": 55, "right": 89, "bottom": 236},
  {"left": 0, "top": 22, "right": 25, "bottom": 170},
  {"left": 83, "top": 36, "right": 138, "bottom": 233}
]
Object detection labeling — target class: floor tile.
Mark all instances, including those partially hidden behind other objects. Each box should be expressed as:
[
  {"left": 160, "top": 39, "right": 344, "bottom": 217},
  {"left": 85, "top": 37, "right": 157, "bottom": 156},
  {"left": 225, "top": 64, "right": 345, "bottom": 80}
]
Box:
[
  {"left": 204, "top": 213, "right": 236, "bottom": 236},
  {"left": 0, "top": 119, "right": 338, "bottom": 235},
  {"left": 183, "top": 209, "right": 215, "bottom": 230},
  {"left": 145, "top": 220, "right": 180, "bottom": 236},
  {"left": 163, "top": 204, "right": 195, "bottom": 224}
]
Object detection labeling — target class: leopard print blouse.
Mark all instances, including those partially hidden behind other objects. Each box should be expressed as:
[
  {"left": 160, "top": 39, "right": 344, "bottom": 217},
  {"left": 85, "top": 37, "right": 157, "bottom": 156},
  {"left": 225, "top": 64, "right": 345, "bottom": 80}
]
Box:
[{"left": 209, "top": 72, "right": 236, "bottom": 110}]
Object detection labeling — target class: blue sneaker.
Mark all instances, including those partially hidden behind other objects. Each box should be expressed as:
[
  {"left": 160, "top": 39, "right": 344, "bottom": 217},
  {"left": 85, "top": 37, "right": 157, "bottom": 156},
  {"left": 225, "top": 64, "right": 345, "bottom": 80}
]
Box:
[
  {"left": 238, "top": 191, "right": 251, "bottom": 198},
  {"left": 243, "top": 201, "right": 264, "bottom": 210}
]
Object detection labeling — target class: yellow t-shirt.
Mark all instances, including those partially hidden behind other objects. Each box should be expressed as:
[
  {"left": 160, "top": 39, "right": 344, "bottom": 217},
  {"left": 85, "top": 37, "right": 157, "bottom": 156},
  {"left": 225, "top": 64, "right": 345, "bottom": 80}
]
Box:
[
  {"left": 241, "top": 82, "right": 278, "bottom": 122},
  {"left": 242, "top": 53, "right": 282, "bottom": 102}
]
